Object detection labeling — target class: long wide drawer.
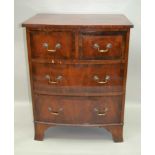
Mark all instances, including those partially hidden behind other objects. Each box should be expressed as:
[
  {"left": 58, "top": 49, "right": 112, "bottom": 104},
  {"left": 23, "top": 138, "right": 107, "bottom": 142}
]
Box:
[
  {"left": 34, "top": 95, "right": 122, "bottom": 124},
  {"left": 32, "top": 63, "right": 124, "bottom": 95}
]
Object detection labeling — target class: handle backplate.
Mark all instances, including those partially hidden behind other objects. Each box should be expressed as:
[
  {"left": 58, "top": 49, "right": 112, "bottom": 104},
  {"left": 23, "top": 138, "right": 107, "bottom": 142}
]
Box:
[
  {"left": 48, "top": 107, "right": 63, "bottom": 115},
  {"left": 45, "top": 74, "right": 62, "bottom": 84},
  {"left": 94, "top": 107, "right": 108, "bottom": 116},
  {"left": 93, "top": 43, "right": 112, "bottom": 53},
  {"left": 43, "top": 42, "right": 61, "bottom": 53},
  {"left": 93, "top": 75, "right": 110, "bottom": 84}
]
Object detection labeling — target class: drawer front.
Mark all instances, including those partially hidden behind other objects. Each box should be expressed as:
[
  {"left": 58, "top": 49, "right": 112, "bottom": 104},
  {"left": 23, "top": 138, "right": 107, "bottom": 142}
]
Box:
[
  {"left": 80, "top": 32, "right": 125, "bottom": 60},
  {"left": 32, "top": 63, "right": 124, "bottom": 94},
  {"left": 29, "top": 31, "right": 74, "bottom": 59},
  {"left": 34, "top": 95, "right": 122, "bottom": 124}
]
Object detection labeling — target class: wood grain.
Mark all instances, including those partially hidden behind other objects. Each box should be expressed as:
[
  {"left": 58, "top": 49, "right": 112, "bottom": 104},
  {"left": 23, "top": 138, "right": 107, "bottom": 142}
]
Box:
[
  {"left": 32, "top": 63, "right": 124, "bottom": 94},
  {"left": 22, "top": 14, "right": 133, "bottom": 28},
  {"left": 23, "top": 14, "right": 133, "bottom": 142},
  {"left": 34, "top": 95, "right": 122, "bottom": 124}
]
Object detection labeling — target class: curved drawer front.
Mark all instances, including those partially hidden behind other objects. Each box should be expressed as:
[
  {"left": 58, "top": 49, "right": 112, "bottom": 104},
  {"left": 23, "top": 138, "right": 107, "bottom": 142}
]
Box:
[
  {"left": 80, "top": 31, "right": 125, "bottom": 60},
  {"left": 32, "top": 63, "right": 124, "bottom": 95},
  {"left": 29, "top": 31, "right": 74, "bottom": 59},
  {"left": 34, "top": 95, "right": 122, "bottom": 124}
]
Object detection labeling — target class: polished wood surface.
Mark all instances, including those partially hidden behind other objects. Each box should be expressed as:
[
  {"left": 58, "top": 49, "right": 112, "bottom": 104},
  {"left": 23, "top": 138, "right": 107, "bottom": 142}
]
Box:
[
  {"left": 30, "top": 30, "right": 74, "bottom": 59},
  {"left": 22, "top": 14, "right": 133, "bottom": 142},
  {"left": 32, "top": 63, "right": 124, "bottom": 93},
  {"left": 34, "top": 95, "right": 122, "bottom": 124},
  {"left": 22, "top": 14, "right": 133, "bottom": 28},
  {"left": 80, "top": 31, "right": 125, "bottom": 60}
]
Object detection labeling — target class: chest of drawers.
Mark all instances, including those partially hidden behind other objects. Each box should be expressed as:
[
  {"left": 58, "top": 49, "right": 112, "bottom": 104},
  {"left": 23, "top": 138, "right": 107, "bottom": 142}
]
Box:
[{"left": 22, "top": 14, "right": 133, "bottom": 142}]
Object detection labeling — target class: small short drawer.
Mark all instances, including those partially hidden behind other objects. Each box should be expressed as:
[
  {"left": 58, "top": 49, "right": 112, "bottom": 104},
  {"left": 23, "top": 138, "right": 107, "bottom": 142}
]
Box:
[
  {"left": 79, "top": 31, "right": 125, "bottom": 60},
  {"left": 34, "top": 95, "right": 122, "bottom": 124},
  {"left": 29, "top": 31, "right": 74, "bottom": 59},
  {"left": 32, "top": 63, "right": 124, "bottom": 95}
]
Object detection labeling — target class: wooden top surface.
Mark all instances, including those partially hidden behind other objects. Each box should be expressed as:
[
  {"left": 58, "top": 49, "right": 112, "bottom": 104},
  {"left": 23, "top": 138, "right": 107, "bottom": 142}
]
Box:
[{"left": 22, "top": 14, "right": 133, "bottom": 28}]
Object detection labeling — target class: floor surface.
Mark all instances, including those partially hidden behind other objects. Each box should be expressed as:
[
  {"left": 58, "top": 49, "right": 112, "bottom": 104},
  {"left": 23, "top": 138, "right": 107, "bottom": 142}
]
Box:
[{"left": 15, "top": 102, "right": 140, "bottom": 155}]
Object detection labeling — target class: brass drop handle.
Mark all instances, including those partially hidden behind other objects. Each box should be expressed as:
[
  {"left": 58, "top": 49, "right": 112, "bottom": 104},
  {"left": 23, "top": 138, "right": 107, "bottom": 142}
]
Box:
[
  {"left": 94, "top": 107, "right": 108, "bottom": 116},
  {"left": 48, "top": 107, "right": 63, "bottom": 116},
  {"left": 43, "top": 42, "right": 61, "bottom": 53},
  {"left": 93, "top": 75, "right": 110, "bottom": 84},
  {"left": 45, "top": 74, "right": 62, "bottom": 84},
  {"left": 93, "top": 43, "right": 112, "bottom": 53}
]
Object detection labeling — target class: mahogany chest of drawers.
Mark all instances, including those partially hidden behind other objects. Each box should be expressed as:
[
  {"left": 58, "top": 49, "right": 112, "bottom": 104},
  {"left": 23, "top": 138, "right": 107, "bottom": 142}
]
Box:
[{"left": 22, "top": 14, "right": 133, "bottom": 142}]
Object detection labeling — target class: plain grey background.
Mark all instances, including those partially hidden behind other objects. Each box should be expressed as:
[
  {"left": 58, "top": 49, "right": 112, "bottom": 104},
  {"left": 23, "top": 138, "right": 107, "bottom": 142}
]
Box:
[{"left": 14, "top": 0, "right": 141, "bottom": 155}]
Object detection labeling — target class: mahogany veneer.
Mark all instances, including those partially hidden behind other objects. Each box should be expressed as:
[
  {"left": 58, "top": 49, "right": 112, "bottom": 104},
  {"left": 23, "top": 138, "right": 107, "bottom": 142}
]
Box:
[{"left": 22, "top": 14, "right": 133, "bottom": 142}]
